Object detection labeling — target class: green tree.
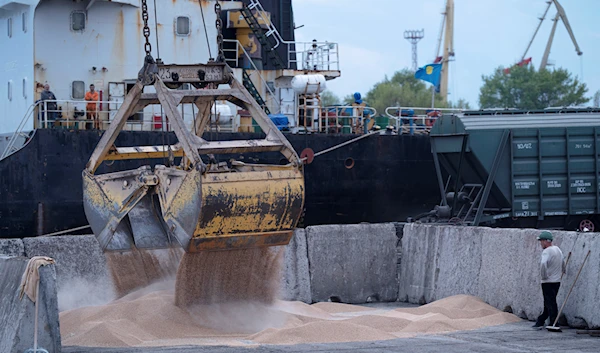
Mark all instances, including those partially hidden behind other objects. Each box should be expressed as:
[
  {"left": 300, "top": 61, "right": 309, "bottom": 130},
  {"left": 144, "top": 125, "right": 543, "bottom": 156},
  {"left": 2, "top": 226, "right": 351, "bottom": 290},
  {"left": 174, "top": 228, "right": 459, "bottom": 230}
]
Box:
[
  {"left": 479, "top": 65, "right": 589, "bottom": 109},
  {"left": 363, "top": 69, "right": 448, "bottom": 115},
  {"left": 593, "top": 90, "right": 600, "bottom": 108},
  {"left": 343, "top": 94, "right": 355, "bottom": 105},
  {"left": 449, "top": 98, "right": 472, "bottom": 110},
  {"left": 320, "top": 90, "right": 341, "bottom": 107}
]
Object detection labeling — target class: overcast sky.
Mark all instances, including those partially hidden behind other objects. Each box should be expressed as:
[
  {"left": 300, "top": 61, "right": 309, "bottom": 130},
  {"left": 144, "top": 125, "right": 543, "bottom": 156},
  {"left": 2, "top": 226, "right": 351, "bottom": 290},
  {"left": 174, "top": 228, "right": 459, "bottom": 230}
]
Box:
[{"left": 292, "top": 0, "right": 600, "bottom": 108}]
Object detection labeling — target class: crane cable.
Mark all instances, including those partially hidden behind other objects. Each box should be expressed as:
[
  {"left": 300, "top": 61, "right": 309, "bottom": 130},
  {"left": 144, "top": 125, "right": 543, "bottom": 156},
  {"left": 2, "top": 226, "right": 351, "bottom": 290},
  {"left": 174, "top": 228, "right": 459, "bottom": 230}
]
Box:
[
  {"left": 198, "top": 0, "right": 213, "bottom": 60},
  {"left": 140, "top": 0, "right": 170, "bottom": 165},
  {"left": 153, "top": 0, "right": 160, "bottom": 60}
]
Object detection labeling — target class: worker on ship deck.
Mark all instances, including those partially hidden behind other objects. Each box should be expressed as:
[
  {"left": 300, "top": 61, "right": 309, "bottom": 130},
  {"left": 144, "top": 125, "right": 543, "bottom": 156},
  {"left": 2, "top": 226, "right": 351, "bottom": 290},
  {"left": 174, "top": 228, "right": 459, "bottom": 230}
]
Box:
[
  {"left": 39, "top": 84, "right": 58, "bottom": 126},
  {"left": 85, "top": 84, "right": 100, "bottom": 129},
  {"left": 351, "top": 92, "right": 373, "bottom": 134}
]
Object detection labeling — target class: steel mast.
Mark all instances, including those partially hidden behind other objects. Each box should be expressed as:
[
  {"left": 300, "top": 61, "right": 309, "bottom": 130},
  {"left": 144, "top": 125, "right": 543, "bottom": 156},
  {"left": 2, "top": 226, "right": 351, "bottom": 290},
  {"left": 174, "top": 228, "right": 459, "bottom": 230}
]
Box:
[
  {"left": 436, "top": 0, "right": 454, "bottom": 103},
  {"left": 539, "top": 0, "right": 583, "bottom": 71},
  {"left": 404, "top": 29, "right": 425, "bottom": 72}
]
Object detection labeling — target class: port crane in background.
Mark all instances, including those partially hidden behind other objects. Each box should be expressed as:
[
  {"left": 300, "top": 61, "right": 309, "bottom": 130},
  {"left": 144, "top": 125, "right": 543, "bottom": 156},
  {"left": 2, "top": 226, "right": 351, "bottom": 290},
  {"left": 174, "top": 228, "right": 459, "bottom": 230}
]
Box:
[
  {"left": 507, "top": 0, "right": 582, "bottom": 73},
  {"left": 433, "top": 0, "right": 454, "bottom": 103}
]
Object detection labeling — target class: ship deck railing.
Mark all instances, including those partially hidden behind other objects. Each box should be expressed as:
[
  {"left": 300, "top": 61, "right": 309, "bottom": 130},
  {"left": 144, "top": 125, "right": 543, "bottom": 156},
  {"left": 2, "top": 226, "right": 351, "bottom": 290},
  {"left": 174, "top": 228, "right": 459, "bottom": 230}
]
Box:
[
  {"left": 288, "top": 41, "right": 340, "bottom": 72},
  {"left": 238, "top": 0, "right": 340, "bottom": 71},
  {"left": 30, "top": 99, "right": 243, "bottom": 133},
  {"left": 223, "top": 38, "right": 339, "bottom": 73},
  {"left": 385, "top": 106, "right": 467, "bottom": 135},
  {"left": 298, "top": 105, "right": 377, "bottom": 134}
]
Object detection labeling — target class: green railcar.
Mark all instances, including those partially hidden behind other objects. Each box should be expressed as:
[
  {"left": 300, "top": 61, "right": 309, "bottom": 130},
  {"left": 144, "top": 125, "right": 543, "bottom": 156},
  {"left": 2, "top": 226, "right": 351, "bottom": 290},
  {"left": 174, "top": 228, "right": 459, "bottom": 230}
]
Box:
[{"left": 421, "top": 108, "right": 600, "bottom": 231}]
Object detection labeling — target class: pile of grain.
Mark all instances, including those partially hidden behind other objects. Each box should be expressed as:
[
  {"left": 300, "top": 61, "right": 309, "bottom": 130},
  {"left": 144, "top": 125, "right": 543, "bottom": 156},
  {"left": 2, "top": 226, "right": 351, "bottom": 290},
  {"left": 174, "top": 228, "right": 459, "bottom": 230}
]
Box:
[
  {"left": 60, "top": 292, "right": 521, "bottom": 347},
  {"left": 72, "top": 242, "right": 520, "bottom": 348}
]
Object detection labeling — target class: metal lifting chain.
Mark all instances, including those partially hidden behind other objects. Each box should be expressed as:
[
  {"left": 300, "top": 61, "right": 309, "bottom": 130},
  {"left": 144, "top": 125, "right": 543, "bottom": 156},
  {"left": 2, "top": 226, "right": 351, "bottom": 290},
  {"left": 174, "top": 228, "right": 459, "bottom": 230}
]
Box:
[
  {"left": 215, "top": 0, "right": 224, "bottom": 62},
  {"left": 137, "top": 0, "right": 158, "bottom": 85},
  {"left": 141, "top": 0, "right": 152, "bottom": 57}
]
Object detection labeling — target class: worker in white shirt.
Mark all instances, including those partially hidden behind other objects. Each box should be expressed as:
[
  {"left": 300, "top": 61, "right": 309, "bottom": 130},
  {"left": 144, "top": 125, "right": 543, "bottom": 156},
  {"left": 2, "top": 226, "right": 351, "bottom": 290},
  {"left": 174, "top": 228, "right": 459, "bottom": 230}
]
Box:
[{"left": 532, "top": 231, "right": 565, "bottom": 329}]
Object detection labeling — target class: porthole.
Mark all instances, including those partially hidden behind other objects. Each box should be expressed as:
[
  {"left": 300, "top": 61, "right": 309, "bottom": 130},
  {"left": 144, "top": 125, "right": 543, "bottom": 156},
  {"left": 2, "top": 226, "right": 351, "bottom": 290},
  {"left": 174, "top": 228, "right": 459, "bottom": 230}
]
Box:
[
  {"left": 71, "top": 11, "right": 86, "bottom": 32},
  {"left": 71, "top": 81, "right": 85, "bottom": 99},
  {"left": 175, "top": 16, "right": 190, "bottom": 36},
  {"left": 344, "top": 157, "right": 355, "bottom": 169}
]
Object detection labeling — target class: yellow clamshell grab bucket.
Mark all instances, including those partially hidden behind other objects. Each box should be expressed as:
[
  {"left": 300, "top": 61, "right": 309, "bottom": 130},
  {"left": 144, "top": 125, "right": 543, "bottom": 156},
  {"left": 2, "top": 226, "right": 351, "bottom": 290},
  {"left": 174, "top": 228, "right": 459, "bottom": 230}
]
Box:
[{"left": 82, "top": 59, "right": 304, "bottom": 253}]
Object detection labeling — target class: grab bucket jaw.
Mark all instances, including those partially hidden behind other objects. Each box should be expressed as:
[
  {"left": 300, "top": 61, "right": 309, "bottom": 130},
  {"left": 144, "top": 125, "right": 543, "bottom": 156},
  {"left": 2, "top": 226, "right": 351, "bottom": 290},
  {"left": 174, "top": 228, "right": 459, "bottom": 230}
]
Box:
[
  {"left": 154, "top": 165, "right": 203, "bottom": 250},
  {"left": 82, "top": 62, "right": 305, "bottom": 253},
  {"left": 83, "top": 165, "right": 203, "bottom": 251}
]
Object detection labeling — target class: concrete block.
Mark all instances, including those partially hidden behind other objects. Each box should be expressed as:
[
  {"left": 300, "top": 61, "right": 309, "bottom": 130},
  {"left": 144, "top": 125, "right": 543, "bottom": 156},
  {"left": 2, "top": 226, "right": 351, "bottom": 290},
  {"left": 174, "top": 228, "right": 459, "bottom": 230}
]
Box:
[
  {"left": 0, "top": 238, "right": 25, "bottom": 257},
  {"left": 552, "top": 231, "right": 600, "bottom": 329},
  {"left": 0, "top": 257, "right": 61, "bottom": 353},
  {"left": 392, "top": 223, "right": 404, "bottom": 276},
  {"left": 477, "top": 227, "right": 600, "bottom": 326},
  {"left": 434, "top": 226, "right": 483, "bottom": 300},
  {"left": 307, "top": 223, "right": 398, "bottom": 304},
  {"left": 398, "top": 223, "right": 439, "bottom": 304},
  {"left": 400, "top": 223, "right": 600, "bottom": 329},
  {"left": 280, "top": 229, "right": 311, "bottom": 302},
  {"left": 477, "top": 228, "right": 543, "bottom": 320},
  {"left": 23, "top": 235, "right": 109, "bottom": 287},
  {"left": 23, "top": 235, "right": 115, "bottom": 311}
]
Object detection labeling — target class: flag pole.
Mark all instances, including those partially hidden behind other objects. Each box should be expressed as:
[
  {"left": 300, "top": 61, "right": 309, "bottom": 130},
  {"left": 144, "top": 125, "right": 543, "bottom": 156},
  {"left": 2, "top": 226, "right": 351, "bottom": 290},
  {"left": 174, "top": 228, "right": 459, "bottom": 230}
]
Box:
[{"left": 431, "top": 85, "right": 435, "bottom": 108}]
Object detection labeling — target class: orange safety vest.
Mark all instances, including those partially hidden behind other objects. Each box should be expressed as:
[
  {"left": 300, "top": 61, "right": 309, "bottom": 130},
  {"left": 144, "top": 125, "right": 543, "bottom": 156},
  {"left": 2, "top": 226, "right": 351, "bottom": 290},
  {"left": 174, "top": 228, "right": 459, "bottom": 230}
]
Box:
[
  {"left": 426, "top": 111, "right": 441, "bottom": 126},
  {"left": 85, "top": 91, "right": 99, "bottom": 111}
]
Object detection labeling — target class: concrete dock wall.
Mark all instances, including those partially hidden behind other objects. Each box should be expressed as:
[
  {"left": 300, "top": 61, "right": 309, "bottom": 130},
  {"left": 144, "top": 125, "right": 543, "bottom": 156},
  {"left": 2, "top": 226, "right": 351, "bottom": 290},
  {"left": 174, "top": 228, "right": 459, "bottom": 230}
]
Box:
[
  {"left": 306, "top": 223, "right": 399, "bottom": 304},
  {"left": 2, "top": 224, "right": 401, "bottom": 306},
  {"left": 23, "top": 235, "right": 112, "bottom": 289},
  {"left": 280, "top": 229, "right": 311, "bottom": 303},
  {"left": 7, "top": 222, "right": 598, "bottom": 328},
  {"left": 400, "top": 224, "right": 600, "bottom": 328},
  {"left": 22, "top": 235, "right": 117, "bottom": 311},
  {"left": 0, "top": 238, "right": 25, "bottom": 257},
  {"left": 0, "top": 256, "right": 61, "bottom": 353}
]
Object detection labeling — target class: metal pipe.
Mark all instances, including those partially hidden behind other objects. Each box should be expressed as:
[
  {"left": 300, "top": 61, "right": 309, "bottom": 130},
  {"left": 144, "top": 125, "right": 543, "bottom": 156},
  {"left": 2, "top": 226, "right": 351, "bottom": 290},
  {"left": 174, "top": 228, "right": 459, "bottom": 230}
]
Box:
[
  {"left": 36, "top": 202, "right": 44, "bottom": 236},
  {"left": 431, "top": 139, "right": 448, "bottom": 206},
  {"left": 300, "top": 131, "right": 379, "bottom": 161},
  {"left": 451, "top": 135, "right": 469, "bottom": 214},
  {"left": 41, "top": 225, "right": 91, "bottom": 237},
  {"left": 473, "top": 130, "right": 510, "bottom": 226}
]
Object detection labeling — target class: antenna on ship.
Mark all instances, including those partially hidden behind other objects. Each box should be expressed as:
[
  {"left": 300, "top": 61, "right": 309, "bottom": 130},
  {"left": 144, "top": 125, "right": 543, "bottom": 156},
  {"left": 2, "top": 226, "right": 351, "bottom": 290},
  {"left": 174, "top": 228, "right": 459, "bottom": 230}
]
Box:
[{"left": 404, "top": 29, "right": 425, "bottom": 72}]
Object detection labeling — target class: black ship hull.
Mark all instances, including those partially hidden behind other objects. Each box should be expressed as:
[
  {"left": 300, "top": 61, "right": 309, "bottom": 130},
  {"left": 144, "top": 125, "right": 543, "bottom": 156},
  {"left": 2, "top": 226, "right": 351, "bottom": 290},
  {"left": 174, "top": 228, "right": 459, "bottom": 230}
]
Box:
[{"left": 0, "top": 129, "right": 439, "bottom": 238}]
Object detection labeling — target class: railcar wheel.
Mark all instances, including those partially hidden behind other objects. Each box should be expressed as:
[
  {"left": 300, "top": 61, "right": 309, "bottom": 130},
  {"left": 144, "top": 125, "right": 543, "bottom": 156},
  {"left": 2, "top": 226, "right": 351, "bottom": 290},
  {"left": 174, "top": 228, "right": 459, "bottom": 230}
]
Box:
[{"left": 579, "top": 219, "right": 595, "bottom": 232}]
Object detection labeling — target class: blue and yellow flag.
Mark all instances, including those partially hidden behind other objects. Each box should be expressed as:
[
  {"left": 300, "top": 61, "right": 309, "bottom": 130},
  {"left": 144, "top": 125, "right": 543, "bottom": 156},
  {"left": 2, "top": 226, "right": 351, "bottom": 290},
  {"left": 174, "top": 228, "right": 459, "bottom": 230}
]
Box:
[{"left": 415, "top": 63, "right": 442, "bottom": 87}]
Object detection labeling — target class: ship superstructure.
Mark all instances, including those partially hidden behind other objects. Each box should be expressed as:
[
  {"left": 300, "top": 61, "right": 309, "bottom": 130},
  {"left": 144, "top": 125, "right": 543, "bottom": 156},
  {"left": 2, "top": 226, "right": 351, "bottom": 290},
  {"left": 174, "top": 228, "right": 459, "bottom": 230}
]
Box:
[{"left": 0, "top": 0, "right": 342, "bottom": 152}]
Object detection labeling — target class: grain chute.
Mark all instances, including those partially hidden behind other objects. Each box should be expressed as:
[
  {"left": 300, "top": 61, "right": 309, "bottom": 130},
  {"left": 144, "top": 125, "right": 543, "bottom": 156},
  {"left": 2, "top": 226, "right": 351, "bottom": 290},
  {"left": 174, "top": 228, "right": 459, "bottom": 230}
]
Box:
[{"left": 82, "top": 57, "right": 304, "bottom": 253}]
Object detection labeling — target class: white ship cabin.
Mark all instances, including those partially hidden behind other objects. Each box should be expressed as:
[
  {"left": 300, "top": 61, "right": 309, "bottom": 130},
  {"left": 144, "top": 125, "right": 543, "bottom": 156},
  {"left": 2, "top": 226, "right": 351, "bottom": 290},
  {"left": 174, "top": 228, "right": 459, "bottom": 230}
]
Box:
[{"left": 0, "top": 0, "right": 351, "bottom": 155}]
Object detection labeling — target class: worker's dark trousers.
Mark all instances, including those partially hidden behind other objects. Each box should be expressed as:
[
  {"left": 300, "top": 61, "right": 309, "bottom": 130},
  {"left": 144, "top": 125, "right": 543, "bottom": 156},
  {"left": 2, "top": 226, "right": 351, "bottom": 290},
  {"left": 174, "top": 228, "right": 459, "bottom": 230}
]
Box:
[{"left": 536, "top": 282, "right": 561, "bottom": 325}]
